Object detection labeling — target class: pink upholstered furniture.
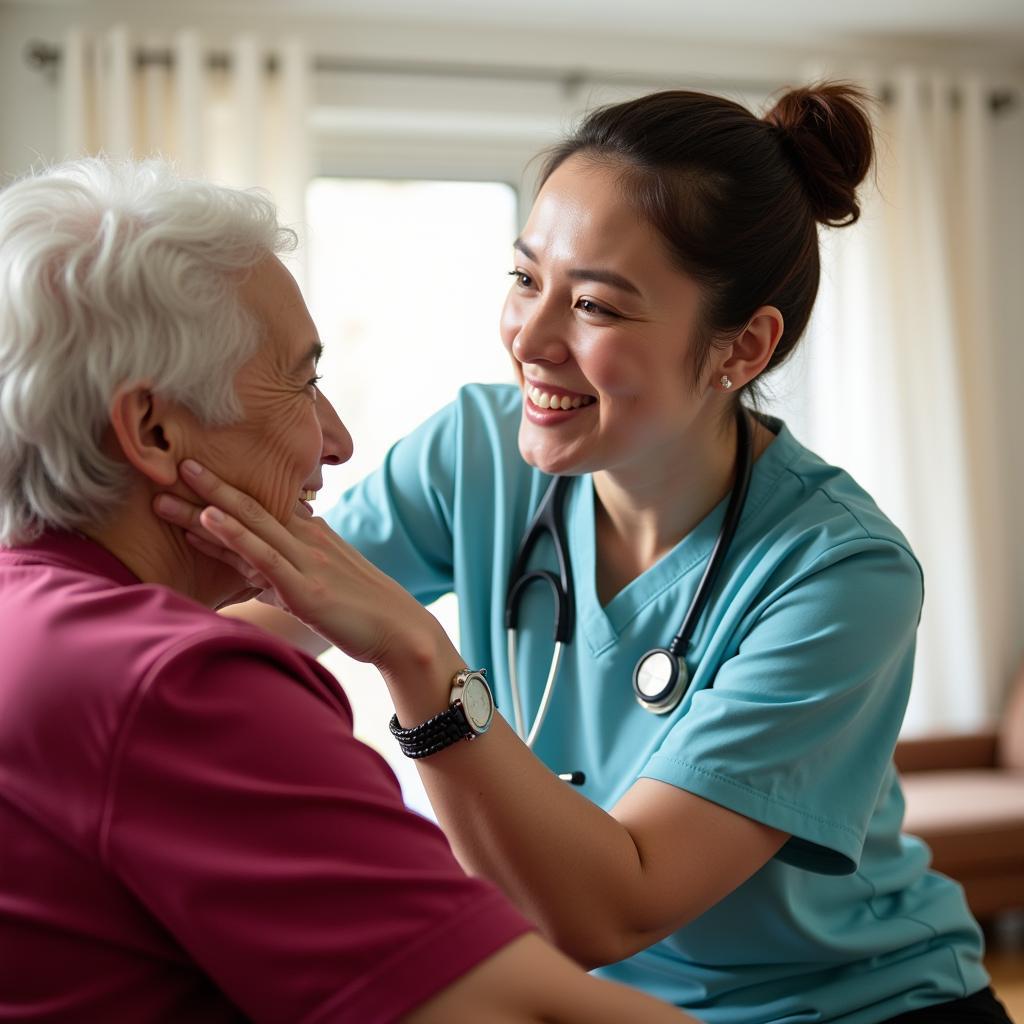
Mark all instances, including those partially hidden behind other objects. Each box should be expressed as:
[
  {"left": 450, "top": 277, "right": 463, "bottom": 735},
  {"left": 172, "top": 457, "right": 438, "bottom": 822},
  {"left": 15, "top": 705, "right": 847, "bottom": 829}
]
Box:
[{"left": 894, "top": 660, "right": 1024, "bottom": 920}]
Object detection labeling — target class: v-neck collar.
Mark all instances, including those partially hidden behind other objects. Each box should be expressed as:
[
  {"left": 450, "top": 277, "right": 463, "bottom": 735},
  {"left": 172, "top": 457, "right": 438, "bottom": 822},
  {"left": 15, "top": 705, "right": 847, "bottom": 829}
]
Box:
[{"left": 570, "top": 415, "right": 802, "bottom": 657}]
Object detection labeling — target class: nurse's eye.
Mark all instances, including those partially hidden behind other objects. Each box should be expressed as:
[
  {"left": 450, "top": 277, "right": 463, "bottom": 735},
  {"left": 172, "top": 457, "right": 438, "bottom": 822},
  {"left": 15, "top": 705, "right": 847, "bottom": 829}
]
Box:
[
  {"left": 508, "top": 269, "right": 535, "bottom": 289},
  {"left": 576, "top": 297, "right": 616, "bottom": 318}
]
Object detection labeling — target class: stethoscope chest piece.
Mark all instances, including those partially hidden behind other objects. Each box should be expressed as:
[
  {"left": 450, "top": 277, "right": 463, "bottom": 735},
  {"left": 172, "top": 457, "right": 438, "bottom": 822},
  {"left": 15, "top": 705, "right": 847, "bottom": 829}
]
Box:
[
  {"left": 508, "top": 407, "right": 753, "bottom": 742},
  {"left": 632, "top": 648, "right": 688, "bottom": 715}
]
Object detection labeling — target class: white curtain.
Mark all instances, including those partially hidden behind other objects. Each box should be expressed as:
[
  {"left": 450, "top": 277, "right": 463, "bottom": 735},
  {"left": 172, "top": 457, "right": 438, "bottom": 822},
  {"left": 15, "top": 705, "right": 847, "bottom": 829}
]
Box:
[
  {"left": 770, "top": 70, "right": 1016, "bottom": 735},
  {"left": 56, "top": 39, "right": 1017, "bottom": 735},
  {"left": 59, "top": 26, "right": 311, "bottom": 284}
]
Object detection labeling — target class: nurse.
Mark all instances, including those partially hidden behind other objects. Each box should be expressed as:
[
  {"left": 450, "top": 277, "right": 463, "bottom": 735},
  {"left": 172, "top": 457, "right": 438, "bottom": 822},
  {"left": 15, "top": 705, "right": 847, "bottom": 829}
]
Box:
[{"left": 158, "top": 84, "right": 1008, "bottom": 1023}]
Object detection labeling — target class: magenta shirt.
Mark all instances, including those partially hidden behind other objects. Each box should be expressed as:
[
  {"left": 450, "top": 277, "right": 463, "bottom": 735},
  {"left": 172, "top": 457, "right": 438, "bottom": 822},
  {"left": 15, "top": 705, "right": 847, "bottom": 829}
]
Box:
[{"left": 0, "top": 532, "right": 531, "bottom": 1023}]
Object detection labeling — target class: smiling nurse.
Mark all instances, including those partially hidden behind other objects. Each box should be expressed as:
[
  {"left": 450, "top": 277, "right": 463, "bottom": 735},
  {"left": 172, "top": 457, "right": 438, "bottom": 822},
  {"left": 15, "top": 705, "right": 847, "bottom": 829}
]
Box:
[{"left": 160, "top": 84, "right": 1010, "bottom": 1024}]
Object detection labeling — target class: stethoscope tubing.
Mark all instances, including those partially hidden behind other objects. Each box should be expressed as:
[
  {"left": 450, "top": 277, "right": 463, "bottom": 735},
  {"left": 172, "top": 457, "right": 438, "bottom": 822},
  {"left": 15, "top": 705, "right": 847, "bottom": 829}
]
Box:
[
  {"left": 504, "top": 405, "right": 754, "bottom": 749},
  {"left": 507, "top": 630, "right": 565, "bottom": 748},
  {"left": 666, "top": 407, "right": 752, "bottom": 659}
]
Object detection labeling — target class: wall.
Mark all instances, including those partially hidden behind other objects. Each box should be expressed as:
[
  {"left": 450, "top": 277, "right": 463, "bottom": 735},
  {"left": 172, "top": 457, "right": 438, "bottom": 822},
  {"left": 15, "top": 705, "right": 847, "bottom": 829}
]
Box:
[
  {"left": 992, "top": 102, "right": 1024, "bottom": 680},
  {"left": 6, "top": 0, "right": 1023, "bottom": 176},
  {"left": 2, "top": 0, "right": 1023, "bottom": 697},
  {"left": 1, "top": 3, "right": 63, "bottom": 176}
]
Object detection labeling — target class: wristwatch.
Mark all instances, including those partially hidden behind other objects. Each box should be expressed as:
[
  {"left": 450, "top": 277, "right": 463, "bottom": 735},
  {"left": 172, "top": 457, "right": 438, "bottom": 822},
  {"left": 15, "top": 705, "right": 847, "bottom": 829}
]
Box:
[{"left": 389, "top": 668, "right": 494, "bottom": 759}]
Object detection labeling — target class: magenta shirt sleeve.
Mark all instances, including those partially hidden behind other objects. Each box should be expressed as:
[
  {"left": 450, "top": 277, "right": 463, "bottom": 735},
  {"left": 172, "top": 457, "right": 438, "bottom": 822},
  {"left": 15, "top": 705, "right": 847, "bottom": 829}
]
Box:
[{"left": 99, "top": 631, "right": 532, "bottom": 1024}]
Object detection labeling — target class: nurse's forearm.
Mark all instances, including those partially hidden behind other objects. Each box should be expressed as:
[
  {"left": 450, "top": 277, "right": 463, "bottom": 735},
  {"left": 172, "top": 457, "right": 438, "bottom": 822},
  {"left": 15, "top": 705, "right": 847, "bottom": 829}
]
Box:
[
  {"left": 403, "top": 933, "right": 697, "bottom": 1023},
  {"left": 419, "top": 725, "right": 652, "bottom": 967},
  {"left": 159, "top": 463, "right": 778, "bottom": 963},
  {"left": 219, "top": 599, "right": 331, "bottom": 658},
  {"left": 383, "top": 630, "right": 688, "bottom": 970}
]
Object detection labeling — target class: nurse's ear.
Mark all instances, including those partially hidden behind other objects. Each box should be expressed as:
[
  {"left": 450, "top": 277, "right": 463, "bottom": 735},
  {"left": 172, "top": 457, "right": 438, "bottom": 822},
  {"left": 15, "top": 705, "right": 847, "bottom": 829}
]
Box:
[
  {"left": 106, "top": 382, "right": 186, "bottom": 487},
  {"left": 714, "top": 305, "right": 784, "bottom": 391}
]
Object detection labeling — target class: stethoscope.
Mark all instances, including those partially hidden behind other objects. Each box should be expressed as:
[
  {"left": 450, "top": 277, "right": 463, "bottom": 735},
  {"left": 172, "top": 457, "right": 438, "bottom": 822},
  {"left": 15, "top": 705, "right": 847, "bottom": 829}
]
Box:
[{"left": 504, "top": 405, "right": 754, "bottom": 776}]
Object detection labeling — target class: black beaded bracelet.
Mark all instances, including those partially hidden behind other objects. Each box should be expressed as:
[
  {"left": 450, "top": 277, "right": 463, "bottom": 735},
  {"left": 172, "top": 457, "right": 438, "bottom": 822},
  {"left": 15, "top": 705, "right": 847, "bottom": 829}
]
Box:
[{"left": 389, "top": 707, "right": 472, "bottom": 759}]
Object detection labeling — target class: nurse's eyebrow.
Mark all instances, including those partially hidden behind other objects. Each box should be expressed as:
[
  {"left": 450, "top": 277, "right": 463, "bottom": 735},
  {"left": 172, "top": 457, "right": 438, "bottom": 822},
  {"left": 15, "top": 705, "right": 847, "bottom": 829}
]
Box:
[
  {"left": 513, "top": 238, "right": 642, "bottom": 297},
  {"left": 291, "top": 341, "right": 323, "bottom": 375}
]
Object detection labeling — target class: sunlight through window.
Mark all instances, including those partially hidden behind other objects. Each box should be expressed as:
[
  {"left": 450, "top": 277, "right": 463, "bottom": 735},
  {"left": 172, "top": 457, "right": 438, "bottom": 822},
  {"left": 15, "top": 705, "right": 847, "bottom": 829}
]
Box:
[{"left": 305, "top": 177, "right": 518, "bottom": 812}]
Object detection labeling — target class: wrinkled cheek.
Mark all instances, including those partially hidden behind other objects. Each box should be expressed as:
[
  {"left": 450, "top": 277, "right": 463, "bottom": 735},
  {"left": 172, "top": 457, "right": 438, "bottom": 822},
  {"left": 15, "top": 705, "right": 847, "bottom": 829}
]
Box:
[
  {"left": 266, "top": 422, "right": 321, "bottom": 519},
  {"left": 179, "top": 429, "right": 245, "bottom": 494},
  {"left": 186, "top": 430, "right": 234, "bottom": 468},
  {"left": 264, "top": 471, "right": 301, "bottom": 522},
  {"left": 229, "top": 426, "right": 313, "bottom": 522}
]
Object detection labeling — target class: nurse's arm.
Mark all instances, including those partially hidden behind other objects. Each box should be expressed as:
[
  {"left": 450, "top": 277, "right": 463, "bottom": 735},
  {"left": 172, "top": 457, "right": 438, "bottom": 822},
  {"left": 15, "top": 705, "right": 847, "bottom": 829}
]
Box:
[
  {"left": 220, "top": 598, "right": 330, "bottom": 658},
  {"left": 408, "top": 690, "right": 790, "bottom": 969},
  {"left": 403, "top": 932, "right": 697, "bottom": 1023},
  {"left": 164, "top": 463, "right": 788, "bottom": 971}
]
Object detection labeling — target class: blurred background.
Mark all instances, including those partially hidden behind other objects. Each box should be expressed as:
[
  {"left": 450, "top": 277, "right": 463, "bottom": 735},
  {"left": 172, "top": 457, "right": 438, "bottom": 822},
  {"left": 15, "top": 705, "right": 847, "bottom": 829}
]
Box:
[
  {"left": 1, "top": 0, "right": 1022, "bottom": 772},
  {"left": 4, "top": 2, "right": 1024, "bottom": 995}
]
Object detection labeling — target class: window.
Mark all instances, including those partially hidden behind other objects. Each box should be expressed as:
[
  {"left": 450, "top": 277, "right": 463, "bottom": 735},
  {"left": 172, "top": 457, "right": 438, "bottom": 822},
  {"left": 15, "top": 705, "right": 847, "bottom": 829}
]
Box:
[{"left": 306, "top": 176, "right": 518, "bottom": 813}]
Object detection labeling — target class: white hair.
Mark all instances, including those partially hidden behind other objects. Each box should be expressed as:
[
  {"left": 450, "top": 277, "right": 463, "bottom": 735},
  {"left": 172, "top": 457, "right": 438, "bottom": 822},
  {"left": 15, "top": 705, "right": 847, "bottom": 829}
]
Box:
[{"left": 0, "top": 156, "right": 296, "bottom": 546}]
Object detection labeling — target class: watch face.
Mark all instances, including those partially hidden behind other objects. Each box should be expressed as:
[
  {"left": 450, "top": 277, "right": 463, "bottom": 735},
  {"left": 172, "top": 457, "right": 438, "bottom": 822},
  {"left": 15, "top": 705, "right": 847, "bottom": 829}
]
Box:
[{"left": 461, "top": 676, "right": 494, "bottom": 732}]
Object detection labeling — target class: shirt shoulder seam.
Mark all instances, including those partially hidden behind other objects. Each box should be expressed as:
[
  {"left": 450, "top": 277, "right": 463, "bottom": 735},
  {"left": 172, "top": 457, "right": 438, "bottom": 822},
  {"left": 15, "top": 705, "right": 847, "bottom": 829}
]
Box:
[{"left": 785, "top": 467, "right": 924, "bottom": 586}]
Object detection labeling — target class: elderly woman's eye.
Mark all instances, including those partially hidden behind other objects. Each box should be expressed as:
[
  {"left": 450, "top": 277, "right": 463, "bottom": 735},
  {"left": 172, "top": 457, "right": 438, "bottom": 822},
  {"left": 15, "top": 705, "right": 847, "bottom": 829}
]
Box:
[{"left": 307, "top": 374, "right": 323, "bottom": 395}]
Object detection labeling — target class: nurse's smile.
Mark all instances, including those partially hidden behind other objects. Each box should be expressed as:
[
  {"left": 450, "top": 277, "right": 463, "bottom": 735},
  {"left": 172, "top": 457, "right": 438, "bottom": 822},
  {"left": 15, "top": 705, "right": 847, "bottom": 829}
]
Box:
[{"left": 523, "top": 378, "right": 597, "bottom": 424}]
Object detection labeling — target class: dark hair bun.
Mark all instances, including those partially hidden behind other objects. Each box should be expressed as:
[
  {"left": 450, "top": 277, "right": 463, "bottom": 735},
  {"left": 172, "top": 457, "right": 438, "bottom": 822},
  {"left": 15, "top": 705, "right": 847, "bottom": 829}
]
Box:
[{"left": 764, "top": 82, "right": 875, "bottom": 226}]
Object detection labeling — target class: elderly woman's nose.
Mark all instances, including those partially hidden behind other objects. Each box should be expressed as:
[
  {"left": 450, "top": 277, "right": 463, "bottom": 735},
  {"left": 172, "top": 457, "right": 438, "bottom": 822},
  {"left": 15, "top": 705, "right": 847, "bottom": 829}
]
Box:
[{"left": 317, "top": 391, "right": 353, "bottom": 466}]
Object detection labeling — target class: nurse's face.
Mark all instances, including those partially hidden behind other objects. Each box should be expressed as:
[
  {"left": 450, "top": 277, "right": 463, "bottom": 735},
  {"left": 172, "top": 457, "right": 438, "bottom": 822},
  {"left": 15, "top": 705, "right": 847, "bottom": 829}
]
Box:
[{"left": 500, "top": 154, "right": 712, "bottom": 478}]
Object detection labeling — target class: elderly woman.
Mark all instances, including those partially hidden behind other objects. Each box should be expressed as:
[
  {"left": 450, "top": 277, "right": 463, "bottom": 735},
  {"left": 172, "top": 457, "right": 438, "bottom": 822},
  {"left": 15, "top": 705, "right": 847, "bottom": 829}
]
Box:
[{"left": 0, "top": 159, "right": 691, "bottom": 1024}]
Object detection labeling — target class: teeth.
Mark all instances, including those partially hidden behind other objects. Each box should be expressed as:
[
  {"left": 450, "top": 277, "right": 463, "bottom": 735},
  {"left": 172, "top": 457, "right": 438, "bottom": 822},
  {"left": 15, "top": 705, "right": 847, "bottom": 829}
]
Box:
[
  {"left": 299, "top": 489, "right": 316, "bottom": 502},
  {"left": 527, "top": 385, "right": 594, "bottom": 411}
]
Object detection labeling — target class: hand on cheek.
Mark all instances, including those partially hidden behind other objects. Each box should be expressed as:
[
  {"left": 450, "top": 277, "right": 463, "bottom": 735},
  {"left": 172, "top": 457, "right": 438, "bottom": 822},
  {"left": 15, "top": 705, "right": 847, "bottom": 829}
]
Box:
[{"left": 174, "top": 459, "right": 449, "bottom": 674}]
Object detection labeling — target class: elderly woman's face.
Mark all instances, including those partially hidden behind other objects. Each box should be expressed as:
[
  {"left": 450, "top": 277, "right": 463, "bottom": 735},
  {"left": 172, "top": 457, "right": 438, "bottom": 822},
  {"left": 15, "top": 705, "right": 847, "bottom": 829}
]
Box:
[{"left": 187, "top": 256, "right": 350, "bottom": 524}]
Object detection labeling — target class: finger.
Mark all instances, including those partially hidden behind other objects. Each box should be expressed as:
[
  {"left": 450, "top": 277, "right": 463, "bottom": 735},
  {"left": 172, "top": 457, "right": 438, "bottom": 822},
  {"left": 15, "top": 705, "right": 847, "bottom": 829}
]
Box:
[
  {"left": 197, "top": 506, "right": 306, "bottom": 598},
  {"left": 155, "top": 493, "right": 255, "bottom": 576},
  {"left": 180, "top": 460, "right": 303, "bottom": 558},
  {"left": 153, "top": 493, "right": 208, "bottom": 533}
]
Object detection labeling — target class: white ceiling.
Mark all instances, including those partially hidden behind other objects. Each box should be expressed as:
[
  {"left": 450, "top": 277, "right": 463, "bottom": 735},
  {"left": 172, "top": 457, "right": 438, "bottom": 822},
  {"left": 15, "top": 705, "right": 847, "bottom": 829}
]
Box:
[
  {"left": 8, "top": 0, "right": 1024, "bottom": 52},
  {"left": 182, "top": 0, "right": 1024, "bottom": 45}
]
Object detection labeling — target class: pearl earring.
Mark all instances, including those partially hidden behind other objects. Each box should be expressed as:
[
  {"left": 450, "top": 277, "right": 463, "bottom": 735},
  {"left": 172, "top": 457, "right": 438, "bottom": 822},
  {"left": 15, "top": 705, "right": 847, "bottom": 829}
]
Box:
[{"left": 720, "top": 375, "right": 733, "bottom": 391}]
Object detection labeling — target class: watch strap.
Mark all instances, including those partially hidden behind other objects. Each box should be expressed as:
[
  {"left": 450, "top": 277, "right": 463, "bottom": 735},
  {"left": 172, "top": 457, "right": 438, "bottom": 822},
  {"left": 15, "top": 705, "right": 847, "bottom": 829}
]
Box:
[{"left": 389, "top": 703, "right": 473, "bottom": 759}]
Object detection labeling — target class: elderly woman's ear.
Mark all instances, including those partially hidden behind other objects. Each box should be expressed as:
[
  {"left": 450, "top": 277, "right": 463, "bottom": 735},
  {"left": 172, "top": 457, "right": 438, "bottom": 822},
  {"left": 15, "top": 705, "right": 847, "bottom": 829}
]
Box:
[{"left": 107, "top": 383, "right": 185, "bottom": 488}]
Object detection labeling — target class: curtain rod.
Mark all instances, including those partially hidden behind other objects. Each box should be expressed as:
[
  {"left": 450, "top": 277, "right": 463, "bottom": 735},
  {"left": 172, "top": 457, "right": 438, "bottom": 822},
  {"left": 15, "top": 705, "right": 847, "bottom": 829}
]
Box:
[{"left": 24, "top": 40, "right": 1019, "bottom": 114}]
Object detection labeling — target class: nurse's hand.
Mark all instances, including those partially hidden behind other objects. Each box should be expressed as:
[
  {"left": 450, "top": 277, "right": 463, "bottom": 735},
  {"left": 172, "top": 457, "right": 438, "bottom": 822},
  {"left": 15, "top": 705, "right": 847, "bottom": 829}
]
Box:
[{"left": 152, "top": 459, "right": 453, "bottom": 679}]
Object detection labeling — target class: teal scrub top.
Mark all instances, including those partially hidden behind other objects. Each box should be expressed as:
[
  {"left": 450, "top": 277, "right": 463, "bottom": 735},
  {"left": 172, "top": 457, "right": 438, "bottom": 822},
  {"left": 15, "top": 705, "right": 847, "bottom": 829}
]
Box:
[{"left": 324, "top": 384, "right": 987, "bottom": 1023}]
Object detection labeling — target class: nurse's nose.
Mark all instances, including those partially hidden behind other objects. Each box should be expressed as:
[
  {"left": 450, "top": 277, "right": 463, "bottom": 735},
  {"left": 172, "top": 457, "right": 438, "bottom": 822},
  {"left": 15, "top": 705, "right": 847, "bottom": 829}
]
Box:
[
  {"left": 316, "top": 389, "right": 354, "bottom": 466},
  {"left": 510, "top": 300, "right": 570, "bottom": 367}
]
